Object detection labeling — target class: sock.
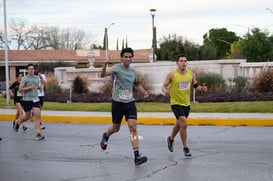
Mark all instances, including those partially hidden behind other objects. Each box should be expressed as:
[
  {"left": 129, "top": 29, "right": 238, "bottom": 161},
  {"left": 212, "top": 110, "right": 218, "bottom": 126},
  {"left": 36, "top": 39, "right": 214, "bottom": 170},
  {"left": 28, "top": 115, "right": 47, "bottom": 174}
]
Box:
[
  {"left": 104, "top": 132, "right": 109, "bottom": 141},
  {"left": 36, "top": 130, "right": 41, "bottom": 135},
  {"left": 105, "top": 132, "right": 109, "bottom": 138},
  {"left": 133, "top": 147, "right": 139, "bottom": 158}
]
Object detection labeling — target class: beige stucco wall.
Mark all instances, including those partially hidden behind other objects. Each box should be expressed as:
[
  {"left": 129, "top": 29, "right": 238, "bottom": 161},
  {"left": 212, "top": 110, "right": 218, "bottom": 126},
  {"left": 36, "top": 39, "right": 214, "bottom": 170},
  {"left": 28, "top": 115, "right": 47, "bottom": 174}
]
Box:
[{"left": 55, "top": 59, "right": 269, "bottom": 94}]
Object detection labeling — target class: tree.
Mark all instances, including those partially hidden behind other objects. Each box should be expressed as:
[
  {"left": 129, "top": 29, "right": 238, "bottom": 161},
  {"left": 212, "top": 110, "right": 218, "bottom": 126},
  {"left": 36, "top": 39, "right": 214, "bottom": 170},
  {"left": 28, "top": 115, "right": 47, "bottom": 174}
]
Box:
[
  {"left": 47, "top": 27, "right": 60, "bottom": 50},
  {"left": 28, "top": 25, "right": 57, "bottom": 50},
  {"left": 8, "top": 18, "right": 94, "bottom": 50},
  {"left": 156, "top": 34, "right": 200, "bottom": 61},
  {"left": 199, "top": 43, "right": 217, "bottom": 60},
  {"left": 229, "top": 39, "right": 245, "bottom": 59},
  {"left": 0, "top": 31, "right": 9, "bottom": 49},
  {"left": 9, "top": 18, "right": 32, "bottom": 50},
  {"left": 103, "top": 28, "right": 107, "bottom": 50},
  {"left": 240, "top": 27, "right": 273, "bottom": 62},
  {"left": 116, "top": 38, "right": 119, "bottom": 50},
  {"left": 202, "top": 28, "right": 239, "bottom": 59},
  {"left": 58, "top": 28, "right": 86, "bottom": 50},
  {"left": 91, "top": 44, "right": 103, "bottom": 50},
  {"left": 125, "top": 36, "right": 128, "bottom": 48},
  {"left": 10, "top": 20, "right": 58, "bottom": 50},
  {"left": 122, "top": 38, "right": 124, "bottom": 49}
]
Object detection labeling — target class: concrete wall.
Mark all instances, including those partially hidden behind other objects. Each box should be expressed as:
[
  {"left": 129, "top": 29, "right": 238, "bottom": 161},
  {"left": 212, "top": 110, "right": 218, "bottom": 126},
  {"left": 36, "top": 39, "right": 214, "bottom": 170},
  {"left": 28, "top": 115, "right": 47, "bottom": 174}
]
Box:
[
  {"left": 54, "top": 59, "right": 273, "bottom": 94},
  {"left": 239, "top": 62, "right": 273, "bottom": 79},
  {"left": 130, "top": 59, "right": 246, "bottom": 94}
]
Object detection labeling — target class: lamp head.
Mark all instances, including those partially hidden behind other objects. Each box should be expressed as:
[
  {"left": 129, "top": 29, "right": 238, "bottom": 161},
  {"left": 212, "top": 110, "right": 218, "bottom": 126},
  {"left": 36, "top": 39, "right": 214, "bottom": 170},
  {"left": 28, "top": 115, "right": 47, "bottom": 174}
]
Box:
[{"left": 150, "top": 9, "right": 156, "bottom": 16}]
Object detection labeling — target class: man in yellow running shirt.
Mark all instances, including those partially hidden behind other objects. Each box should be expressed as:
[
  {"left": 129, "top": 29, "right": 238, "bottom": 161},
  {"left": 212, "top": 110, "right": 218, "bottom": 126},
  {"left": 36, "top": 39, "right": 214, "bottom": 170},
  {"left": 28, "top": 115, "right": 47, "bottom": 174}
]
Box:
[{"left": 162, "top": 53, "right": 207, "bottom": 158}]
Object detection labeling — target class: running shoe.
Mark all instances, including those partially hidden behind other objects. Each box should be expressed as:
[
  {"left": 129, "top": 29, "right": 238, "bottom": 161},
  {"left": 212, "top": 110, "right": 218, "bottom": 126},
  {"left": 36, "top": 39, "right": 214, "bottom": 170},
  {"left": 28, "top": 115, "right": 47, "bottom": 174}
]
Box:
[
  {"left": 22, "top": 125, "right": 28, "bottom": 131},
  {"left": 135, "top": 154, "right": 148, "bottom": 165},
  {"left": 13, "top": 120, "right": 19, "bottom": 132},
  {"left": 100, "top": 132, "right": 109, "bottom": 150},
  {"left": 183, "top": 147, "right": 192, "bottom": 158},
  {"left": 35, "top": 134, "right": 45, "bottom": 141},
  {"left": 40, "top": 123, "right": 45, "bottom": 130},
  {"left": 167, "top": 136, "right": 174, "bottom": 152}
]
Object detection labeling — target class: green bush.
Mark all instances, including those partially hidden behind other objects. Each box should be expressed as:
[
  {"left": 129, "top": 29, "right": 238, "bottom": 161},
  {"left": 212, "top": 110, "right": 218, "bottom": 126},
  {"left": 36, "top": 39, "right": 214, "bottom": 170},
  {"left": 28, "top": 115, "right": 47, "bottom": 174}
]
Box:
[
  {"left": 197, "top": 73, "right": 226, "bottom": 93},
  {"left": 46, "top": 84, "right": 62, "bottom": 93},
  {"left": 232, "top": 76, "right": 248, "bottom": 93}
]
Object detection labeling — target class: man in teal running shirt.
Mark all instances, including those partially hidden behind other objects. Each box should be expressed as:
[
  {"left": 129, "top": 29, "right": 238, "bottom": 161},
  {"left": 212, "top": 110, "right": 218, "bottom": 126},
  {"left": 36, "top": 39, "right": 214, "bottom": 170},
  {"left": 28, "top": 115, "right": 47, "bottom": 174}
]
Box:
[{"left": 100, "top": 47, "right": 148, "bottom": 165}]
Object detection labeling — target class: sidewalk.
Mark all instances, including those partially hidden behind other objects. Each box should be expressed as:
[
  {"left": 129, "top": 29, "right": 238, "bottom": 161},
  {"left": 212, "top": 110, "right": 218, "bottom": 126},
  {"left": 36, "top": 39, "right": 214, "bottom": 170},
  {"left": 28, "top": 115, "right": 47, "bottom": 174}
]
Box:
[{"left": 1, "top": 108, "right": 273, "bottom": 126}]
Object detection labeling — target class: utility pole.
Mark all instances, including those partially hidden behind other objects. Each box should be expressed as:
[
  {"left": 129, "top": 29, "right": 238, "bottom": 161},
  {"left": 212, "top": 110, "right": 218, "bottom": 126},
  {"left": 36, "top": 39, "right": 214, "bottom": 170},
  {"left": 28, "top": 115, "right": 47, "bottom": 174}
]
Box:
[
  {"left": 150, "top": 9, "right": 156, "bottom": 63},
  {"left": 3, "top": 0, "right": 10, "bottom": 107}
]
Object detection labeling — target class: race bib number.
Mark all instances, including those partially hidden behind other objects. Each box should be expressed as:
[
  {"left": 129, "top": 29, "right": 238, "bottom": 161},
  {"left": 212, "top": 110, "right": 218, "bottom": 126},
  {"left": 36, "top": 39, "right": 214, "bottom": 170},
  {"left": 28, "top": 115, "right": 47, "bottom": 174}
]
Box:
[
  {"left": 118, "top": 90, "right": 132, "bottom": 100},
  {"left": 178, "top": 81, "right": 190, "bottom": 90},
  {"left": 17, "top": 91, "right": 22, "bottom": 97}
]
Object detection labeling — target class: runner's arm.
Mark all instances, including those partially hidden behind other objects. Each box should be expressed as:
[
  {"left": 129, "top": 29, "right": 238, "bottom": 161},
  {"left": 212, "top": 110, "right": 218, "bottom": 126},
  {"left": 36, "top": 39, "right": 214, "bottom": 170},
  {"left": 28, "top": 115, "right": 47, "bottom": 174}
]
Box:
[
  {"left": 100, "top": 61, "right": 111, "bottom": 77},
  {"left": 192, "top": 73, "right": 207, "bottom": 92},
  {"left": 162, "top": 72, "right": 173, "bottom": 96}
]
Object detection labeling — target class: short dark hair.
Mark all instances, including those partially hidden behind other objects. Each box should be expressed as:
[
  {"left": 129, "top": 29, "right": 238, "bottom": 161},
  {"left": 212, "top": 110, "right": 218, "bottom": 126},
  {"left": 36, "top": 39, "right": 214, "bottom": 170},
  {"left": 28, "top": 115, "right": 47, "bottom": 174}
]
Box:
[
  {"left": 26, "top": 63, "right": 34, "bottom": 69},
  {"left": 34, "top": 64, "right": 38, "bottom": 70},
  {"left": 16, "top": 72, "right": 23, "bottom": 78},
  {"left": 176, "top": 54, "right": 187, "bottom": 62},
  {"left": 120, "top": 47, "right": 134, "bottom": 57}
]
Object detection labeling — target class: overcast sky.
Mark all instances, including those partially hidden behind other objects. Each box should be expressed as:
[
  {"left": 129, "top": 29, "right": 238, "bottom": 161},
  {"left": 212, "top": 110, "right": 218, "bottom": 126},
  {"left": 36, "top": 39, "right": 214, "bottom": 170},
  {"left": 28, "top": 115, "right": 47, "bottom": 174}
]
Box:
[{"left": 1, "top": 0, "right": 273, "bottom": 50}]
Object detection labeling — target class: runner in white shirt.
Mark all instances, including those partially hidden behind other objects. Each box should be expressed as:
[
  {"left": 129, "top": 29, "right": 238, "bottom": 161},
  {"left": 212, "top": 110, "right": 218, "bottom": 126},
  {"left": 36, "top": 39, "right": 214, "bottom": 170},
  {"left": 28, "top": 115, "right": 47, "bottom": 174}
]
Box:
[{"left": 34, "top": 65, "right": 47, "bottom": 130}]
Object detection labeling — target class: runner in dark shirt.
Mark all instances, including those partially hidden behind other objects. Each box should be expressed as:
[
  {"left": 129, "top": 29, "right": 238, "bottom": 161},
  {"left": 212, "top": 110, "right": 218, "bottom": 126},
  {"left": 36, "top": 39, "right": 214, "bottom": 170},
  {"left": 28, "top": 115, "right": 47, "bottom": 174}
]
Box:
[{"left": 9, "top": 72, "right": 27, "bottom": 131}]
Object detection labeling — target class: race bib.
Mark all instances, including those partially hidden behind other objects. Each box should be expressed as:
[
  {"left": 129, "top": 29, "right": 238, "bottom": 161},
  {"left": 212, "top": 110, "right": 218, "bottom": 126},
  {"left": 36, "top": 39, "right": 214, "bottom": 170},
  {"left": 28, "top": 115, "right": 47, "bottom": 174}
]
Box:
[
  {"left": 17, "top": 91, "right": 22, "bottom": 97},
  {"left": 33, "top": 99, "right": 40, "bottom": 103},
  {"left": 178, "top": 81, "right": 190, "bottom": 90},
  {"left": 118, "top": 90, "right": 132, "bottom": 100}
]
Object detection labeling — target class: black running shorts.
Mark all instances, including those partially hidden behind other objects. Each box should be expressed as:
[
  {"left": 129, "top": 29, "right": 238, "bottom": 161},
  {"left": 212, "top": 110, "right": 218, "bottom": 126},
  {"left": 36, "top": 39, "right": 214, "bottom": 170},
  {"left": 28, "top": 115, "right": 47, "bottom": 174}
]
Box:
[
  {"left": 14, "top": 96, "right": 23, "bottom": 106},
  {"left": 111, "top": 101, "right": 137, "bottom": 124},
  {"left": 171, "top": 105, "right": 190, "bottom": 119},
  {"left": 38, "top": 96, "right": 44, "bottom": 107},
  {"left": 22, "top": 100, "right": 41, "bottom": 112}
]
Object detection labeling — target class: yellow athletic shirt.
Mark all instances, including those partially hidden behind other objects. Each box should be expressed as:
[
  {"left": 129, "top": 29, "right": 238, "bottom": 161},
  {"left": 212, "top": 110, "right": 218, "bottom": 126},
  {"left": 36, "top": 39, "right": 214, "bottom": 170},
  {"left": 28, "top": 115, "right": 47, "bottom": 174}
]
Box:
[{"left": 170, "top": 69, "right": 193, "bottom": 106}]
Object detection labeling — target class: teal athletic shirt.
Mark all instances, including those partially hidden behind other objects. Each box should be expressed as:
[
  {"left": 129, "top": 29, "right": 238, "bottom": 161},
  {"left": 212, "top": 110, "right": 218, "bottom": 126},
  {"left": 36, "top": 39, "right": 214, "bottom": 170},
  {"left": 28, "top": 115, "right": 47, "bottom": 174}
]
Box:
[
  {"left": 109, "top": 63, "right": 138, "bottom": 103},
  {"left": 20, "top": 74, "right": 40, "bottom": 101}
]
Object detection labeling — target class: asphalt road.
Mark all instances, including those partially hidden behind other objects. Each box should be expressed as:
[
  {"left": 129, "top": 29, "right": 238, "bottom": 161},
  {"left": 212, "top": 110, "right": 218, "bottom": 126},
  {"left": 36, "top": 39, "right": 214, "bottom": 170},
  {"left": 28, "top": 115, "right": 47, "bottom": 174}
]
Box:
[{"left": 0, "top": 121, "right": 273, "bottom": 181}]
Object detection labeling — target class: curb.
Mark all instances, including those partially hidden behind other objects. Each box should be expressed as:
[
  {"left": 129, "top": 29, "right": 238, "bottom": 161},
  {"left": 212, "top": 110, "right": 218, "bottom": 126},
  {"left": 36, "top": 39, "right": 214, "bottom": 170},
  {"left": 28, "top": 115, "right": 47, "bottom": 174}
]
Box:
[{"left": 1, "top": 114, "right": 273, "bottom": 127}]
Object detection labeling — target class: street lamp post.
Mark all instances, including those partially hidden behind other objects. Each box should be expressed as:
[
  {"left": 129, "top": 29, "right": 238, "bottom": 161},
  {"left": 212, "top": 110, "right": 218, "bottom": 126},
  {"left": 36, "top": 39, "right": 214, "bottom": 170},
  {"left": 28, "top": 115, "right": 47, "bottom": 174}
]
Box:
[
  {"left": 216, "top": 39, "right": 232, "bottom": 45},
  {"left": 3, "top": 0, "right": 10, "bottom": 107},
  {"left": 104, "top": 23, "right": 114, "bottom": 59},
  {"left": 150, "top": 9, "right": 156, "bottom": 63}
]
